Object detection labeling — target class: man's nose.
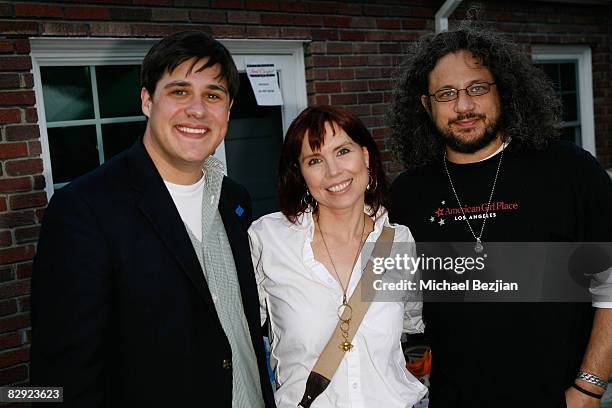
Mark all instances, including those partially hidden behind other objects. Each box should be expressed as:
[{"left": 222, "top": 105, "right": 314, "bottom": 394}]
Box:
[
  {"left": 185, "top": 97, "right": 206, "bottom": 118},
  {"left": 453, "top": 90, "right": 475, "bottom": 113}
]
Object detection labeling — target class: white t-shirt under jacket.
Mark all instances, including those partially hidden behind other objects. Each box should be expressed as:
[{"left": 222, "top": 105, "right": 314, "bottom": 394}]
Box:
[{"left": 248, "top": 208, "right": 428, "bottom": 408}]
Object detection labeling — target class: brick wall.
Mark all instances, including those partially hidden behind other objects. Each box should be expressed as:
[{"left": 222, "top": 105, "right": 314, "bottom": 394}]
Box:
[{"left": 0, "top": 0, "right": 611, "bottom": 388}]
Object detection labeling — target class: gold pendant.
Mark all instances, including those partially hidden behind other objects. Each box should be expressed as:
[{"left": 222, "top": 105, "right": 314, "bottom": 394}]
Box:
[{"left": 340, "top": 341, "right": 353, "bottom": 351}]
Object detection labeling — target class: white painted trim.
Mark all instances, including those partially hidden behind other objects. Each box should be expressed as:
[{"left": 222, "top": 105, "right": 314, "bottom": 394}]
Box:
[
  {"left": 435, "top": 0, "right": 463, "bottom": 33},
  {"left": 532, "top": 45, "right": 596, "bottom": 155},
  {"left": 29, "top": 38, "right": 308, "bottom": 199}
]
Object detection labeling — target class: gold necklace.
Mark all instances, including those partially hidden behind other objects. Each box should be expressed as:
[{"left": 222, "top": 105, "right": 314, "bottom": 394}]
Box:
[{"left": 317, "top": 213, "right": 367, "bottom": 351}]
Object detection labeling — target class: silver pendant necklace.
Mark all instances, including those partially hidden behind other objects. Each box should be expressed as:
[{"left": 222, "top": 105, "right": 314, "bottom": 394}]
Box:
[{"left": 443, "top": 143, "right": 506, "bottom": 253}]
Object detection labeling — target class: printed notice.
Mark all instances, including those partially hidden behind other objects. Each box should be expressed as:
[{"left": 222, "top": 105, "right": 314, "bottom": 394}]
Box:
[{"left": 245, "top": 62, "right": 283, "bottom": 106}]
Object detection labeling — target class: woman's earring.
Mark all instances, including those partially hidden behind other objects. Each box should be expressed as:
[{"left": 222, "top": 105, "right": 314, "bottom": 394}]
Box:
[
  {"left": 366, "top": 169, "right": 377, "bottom": 192},
  {"left": 301, "top": 189, "right": 318, "bottom": 212}
]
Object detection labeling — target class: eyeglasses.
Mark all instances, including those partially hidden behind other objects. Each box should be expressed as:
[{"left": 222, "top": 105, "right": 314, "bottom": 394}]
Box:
[{"left": 428, "top": 82, "right": 496, "bottom": 102}]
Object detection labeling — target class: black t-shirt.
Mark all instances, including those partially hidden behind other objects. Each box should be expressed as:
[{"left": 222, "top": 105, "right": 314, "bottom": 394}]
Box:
[{"left": 390, "top": 141, "right": 612, "bottom": 407}]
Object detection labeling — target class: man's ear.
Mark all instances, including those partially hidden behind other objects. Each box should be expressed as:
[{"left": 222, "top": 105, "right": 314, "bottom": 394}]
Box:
[
  {"left": 141, "top": 87, "right": 152, "bottom": 118},
  {"left": 420, "top": 95, "right": 431, "bottom": 115}
]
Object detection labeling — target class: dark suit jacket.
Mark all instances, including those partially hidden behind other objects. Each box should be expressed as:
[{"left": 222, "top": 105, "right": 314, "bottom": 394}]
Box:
[{"left": 31, "top": 140, "right": 276, "bottom": 407}]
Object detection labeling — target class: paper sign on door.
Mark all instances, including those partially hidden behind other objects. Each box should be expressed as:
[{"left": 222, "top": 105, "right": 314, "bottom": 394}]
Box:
[{"left": 245, "top": 62, "right": 284, "bottom": 106}]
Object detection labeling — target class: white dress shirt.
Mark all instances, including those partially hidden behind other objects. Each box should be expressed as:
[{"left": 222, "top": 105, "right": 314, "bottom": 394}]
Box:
[{"left": 248, "top": 208, "right": 428, "bottom": 408}]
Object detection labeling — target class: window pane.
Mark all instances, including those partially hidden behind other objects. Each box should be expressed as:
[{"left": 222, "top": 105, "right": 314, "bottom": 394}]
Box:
[
  {"left": 48, "top": 126, "right": 99, "bottom": 184},
  {"left": 96, "top": 65, "right": 143, "bottom": 118},
  {"left": 41, "top": 66, "right": 94, "bottom": 122},
  {"left": 562, "top": 92, "right": 578, "bottom": 122},
  {"left": 537, "top": 63, "right": 561, "bottom": 92},
  {"left": 560, "top": 126, "right": 580, "bottom": 145},
  {"left": 560, "top": 62, "right": 577, "bottom": 91},
  {"left": 102, "top": 121, "right": 146, "bottom": 161}
]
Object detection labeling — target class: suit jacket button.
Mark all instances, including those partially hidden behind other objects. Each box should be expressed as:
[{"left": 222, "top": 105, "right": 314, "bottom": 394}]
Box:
[{"left": 222, "top": 359, "right": 232, "bottom": 370}]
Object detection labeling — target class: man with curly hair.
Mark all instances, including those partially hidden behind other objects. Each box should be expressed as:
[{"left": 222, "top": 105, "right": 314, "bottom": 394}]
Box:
[{"left": 389, "top": 26, "right": 612, "bottom": 407}]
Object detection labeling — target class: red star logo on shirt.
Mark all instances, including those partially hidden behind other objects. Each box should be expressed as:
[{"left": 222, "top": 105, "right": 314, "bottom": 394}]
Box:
[{"left": 435, "top": 207, "right": 445, "bottom": 217}]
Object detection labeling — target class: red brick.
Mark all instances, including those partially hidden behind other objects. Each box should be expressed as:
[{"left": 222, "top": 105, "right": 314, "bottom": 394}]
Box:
[
  {"left": 340, "top": 56, "right": 367, "bottom": 67},
  {"left": 15, "top": 3, "right": 62, "bottom": 18},
  {"left": 0, "top": 143, "right": 28, "bottom": 160},
  {"left": 134, "top": 25, "right": 177, "bottom": 37},
  {"left": 0, "top": 364, "right": 28, "bottom": 386},
  {"left": 0, "top": 231, "right": 10, "bottom": 248},
  {"left": 0, "top": 74, "right": 20, "bottom": 90},
  {"left": 0, "top": 211, "right": 35, "bottom": 229},
  {"left": 90, "top": 23, "right": 132, "bottom": 37},
  {"left": 0, "top": 333, "right": 21, "bottom": 350},
  {"left": 369, "top": 79, "right": 392, "bottom": 90},
  {"left": 311, "top": 29, "right": 338, "bottom": 41},
  {"left": 35, "top": 208, "right": 45, "bottom": 223},
  {"left": 372, "top": 103, "right": 389, "bottom": 115},
  {"left": 339, "top": 30, "right": 366, "bottom": 41},
  {"left": 246, "top": 27, "right": 279, "bottom": 38},
  {"left": 42, "top": 22, "right": 88, "bottom": 36},
  {"left": 294, "top": 15, "right": 322, "bottom": 26},
  {"left": 351, "top": 17, "right": 376, "bottom": 29},
  {"left": 15, "top": 263, "right": 32, "bottom": 280},
  {"left": 13, "top": 40, "right": 30, "bottom": 54},
  {"left": 343, "top": 105, "right": 370, "bottom": 117},
  {"left": 190, "top": 10, "right": 226, "bottom": 23},
  {"left": 227, "top": 11, "right": 260, "bottom": 24},
  {"left": 5, "top": 125, "right": 40, "bottom": 142},
  {"left": 261, "top": 13, "right": 292, "bottom": 25},
  {"left": 0, "top": 92, "right": 35, "bottom": 107},
  {"left": 134, "top": 0, "right": 171, "bottom": 4},
  {"left": 0, "top": 299, "right": 17, "bottom": 316},
  {"left": 245, "top": 0, "right": 279, "bottom": 11},
  {"left": 18, "top": 295, "right": 29, "bottom": 312},
  {"left": 331, "top": 94, "right": 357, "bottom": 105},
  {"left": 27, "top": 141, "right": 41, "bottom": 156},
  {"left": 279, "top": 1, "right": 306, "bottom": 12},
  {"left": 0, "top": 56, "right": 31, "bottom": 72},
  {"left": 364, "top": 5, "right": 387, "bottom": 16},
  {"left": 109, "top": 7, "right": 152, "bottom": 21},
  {"left": 5, "top": 159, "right": 43, "bottom": 176},
  {"left": 313, "top": 95, "right": 330, "bottom": 105},
  {"left": 0, "top": 348, "right": 29, "bottom": 369},
  {"left": 151, "top": 8, "right": 189, "bottom": 22},
  {"left": 21, "top": 73, "right": 33, "bottom": 89},
  {"left": 0, "top": 279, "right": 30, "bottom": 299},
  {"left": 14, "top": 225, "right": 39, "bottom": 244},
  {"left": 0, "top": 41, "right": 13, "bottom": 53},
  {"left": 359, "top": 92, "right": 383, "bottom": 104},
  {"left": 32, "top": 176, "right": 45, "bottom": 191},
  {"left": 314, "top": 82, "right": 341, "bottom": 93},
  {"left": 0, "top": 178, "right": 31, "bottom": 194},
  {"left": 309, "top": 2, "right": 339, "bottom": 13},
  {"left": 323, "top": 16, "right": 351, "bottom": 27},
  {"left": 25, "top": 108, "right": 37, "bottom": 124},
  {"left": 402, "top": 19, "right": 427, "bottom": 30},
  {"left": 339, "top": 4, "right": 362, "bottom": 15},
  {"left": 379, "top": 43, "right": 402, "bottom": 54},
  {"left": 328, "top": 69, "right": 354, "bottom": 80},
  {"left": 10, "top": 193, "right": 47, "bottom": 211},
  {"left": 0, "top": 268, "right": 13, "bottom": 283},
  {"left": 377, "top": 19, "right": 401, "bottom": 29},
  {"left": 0, "top": 3, "right": 10, "bottom": 17},
  {"left": 0, "top": 109, "right": 20, "bottom": 125},
  {"left": 0, "top": 22, "right": 38, "bottom": 36},
  {"left": 367, "top": 55, "right": 392, "bottom": 66},
  {"left": 353, "top": 43, "right": 377, "bottom": 54},
  {"left": 211, "top": 26, "right": 246, "bottom": 38},
  {"left": 312, "top": 56, "right": 339, "bottom": 67},
  {"left": 342, "top": 81, "right": 368, "bottom": 92},
  {"left": 279, "top": 28, "right": 311, "bottom": 39},
  {"left": 211, "top": 0, "right": 243, "bottom": 8},
  {"left": 327, "top": 43, "right": 353, "bottom": 54},
  {"left": 0, "top": 198, "right": 5, "bottom": 213},
  {"left": 63, "top": 6, "right": 110, "bottom": 20},
  {"left": 0, "top": 246, "right": 35, "bottom": 265}
]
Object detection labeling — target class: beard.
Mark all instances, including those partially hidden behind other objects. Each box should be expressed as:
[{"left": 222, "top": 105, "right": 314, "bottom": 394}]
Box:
[{"left": 435, "top": 113, "right": 501, "bottom": 154}]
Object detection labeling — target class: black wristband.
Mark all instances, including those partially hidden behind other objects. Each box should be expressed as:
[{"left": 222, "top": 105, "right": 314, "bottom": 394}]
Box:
[{"left": 572, "top": 383, "right": 603, "bottom": 400}]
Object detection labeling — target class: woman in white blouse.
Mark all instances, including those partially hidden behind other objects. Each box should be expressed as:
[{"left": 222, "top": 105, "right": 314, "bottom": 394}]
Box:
[{"left": 248, "top": 105, "right": 427, "bottom": 408}]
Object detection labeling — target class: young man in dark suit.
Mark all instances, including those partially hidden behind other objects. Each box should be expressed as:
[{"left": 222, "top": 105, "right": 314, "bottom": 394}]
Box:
[{"left": 31, "top": 31, "right": 275, "bottom": 407}]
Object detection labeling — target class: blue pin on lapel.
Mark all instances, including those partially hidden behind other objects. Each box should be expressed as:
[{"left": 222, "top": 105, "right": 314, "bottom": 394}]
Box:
[{"left": 235, "top": 205, "right": 244, "bottom": 217}]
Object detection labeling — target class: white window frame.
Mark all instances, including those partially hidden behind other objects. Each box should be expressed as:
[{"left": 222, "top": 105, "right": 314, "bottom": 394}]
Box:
[
  {"left": 531, "top": 45, "right": 596, "bottom": 155},
  {"left": 30, "top": 38, "right": 307, "bottom": 199}
]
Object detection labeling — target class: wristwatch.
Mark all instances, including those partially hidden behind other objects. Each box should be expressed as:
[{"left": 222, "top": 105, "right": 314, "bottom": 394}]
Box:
[{"left": 577, "top": 371, "right": 609, "bottom": 391}]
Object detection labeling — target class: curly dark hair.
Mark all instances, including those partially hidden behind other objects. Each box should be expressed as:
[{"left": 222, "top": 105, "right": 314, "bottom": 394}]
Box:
[
  {"left": 389, "top": 24, "right": 562, "bottom": 168},
  {"left": 278, "top": 105, "right": 389, "bottom": 223}
]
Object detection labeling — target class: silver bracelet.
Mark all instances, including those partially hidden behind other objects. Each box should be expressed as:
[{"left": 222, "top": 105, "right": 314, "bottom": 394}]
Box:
[{"left": 577, "top": 371, "right": 608, "bottom": 391}]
